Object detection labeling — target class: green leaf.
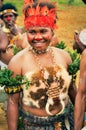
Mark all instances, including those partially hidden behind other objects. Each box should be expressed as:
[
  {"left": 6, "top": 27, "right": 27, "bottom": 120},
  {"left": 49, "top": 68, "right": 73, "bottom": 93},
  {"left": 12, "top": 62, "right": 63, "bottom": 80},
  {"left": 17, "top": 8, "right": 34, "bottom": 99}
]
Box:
[
  {"left": 56, "top": 41, "right": 80, "bottom": 76},
  {"left": 13, "top": 45, "right": 22, "bottom": 55},
  {"left": 56, "top": 41, "right": 66, "bottom": 49},
  {"left": 0, "top": 68, "right": 24, "bottom": 87}
]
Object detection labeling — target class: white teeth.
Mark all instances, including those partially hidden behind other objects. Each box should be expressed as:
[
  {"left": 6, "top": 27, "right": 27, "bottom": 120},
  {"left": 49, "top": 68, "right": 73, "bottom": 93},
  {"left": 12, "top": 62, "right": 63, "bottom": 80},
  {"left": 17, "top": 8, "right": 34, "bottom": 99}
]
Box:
[
  {"left": 34, "top": 40, "right": 45, "bottom": 43},
  {"left": 33, "top": 42, "right": 44, "bottom": 44},
  {"left": 36, "top": 43, "right": 43, "bottom": 44}
]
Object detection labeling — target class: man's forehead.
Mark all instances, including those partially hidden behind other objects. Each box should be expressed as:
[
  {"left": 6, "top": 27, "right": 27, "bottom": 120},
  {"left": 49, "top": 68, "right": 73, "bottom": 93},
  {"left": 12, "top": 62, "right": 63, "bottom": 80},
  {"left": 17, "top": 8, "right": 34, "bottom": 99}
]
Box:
[
  {"left": 27, "top": 26, "right": 51, "bottom": 31},
  {"left": 3, "top": 12, "right": 14, "bottom": 17}
]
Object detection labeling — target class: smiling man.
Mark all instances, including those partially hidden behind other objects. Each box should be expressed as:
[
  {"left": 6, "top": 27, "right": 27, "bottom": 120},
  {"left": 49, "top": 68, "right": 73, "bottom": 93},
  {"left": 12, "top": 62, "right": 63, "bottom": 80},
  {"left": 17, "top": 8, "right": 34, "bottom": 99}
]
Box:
[{"left": 6, "top": 1, "right": 75, "bottom": 130}]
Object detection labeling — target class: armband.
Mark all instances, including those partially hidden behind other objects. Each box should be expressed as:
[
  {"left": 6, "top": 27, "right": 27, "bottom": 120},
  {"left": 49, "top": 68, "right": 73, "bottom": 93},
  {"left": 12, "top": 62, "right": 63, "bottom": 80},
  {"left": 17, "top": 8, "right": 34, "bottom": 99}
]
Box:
[{"left": 4, "top": 85, "right": 22, "bottom": 94}]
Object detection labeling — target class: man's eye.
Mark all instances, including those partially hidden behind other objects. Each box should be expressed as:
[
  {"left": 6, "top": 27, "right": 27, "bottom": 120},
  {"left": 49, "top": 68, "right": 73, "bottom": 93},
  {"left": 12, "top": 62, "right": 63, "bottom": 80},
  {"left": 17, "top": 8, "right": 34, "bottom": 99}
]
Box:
[
  {"left": 40, "top": 30, "right": 47, "bottom": 34},
  {"left": 4, "top": 15, "right": 13, "bottom": 18},
  {"left": 28, "top": 30, "right": 36, "bottom": 34},
  {"left": 4, "top": 16, "right": 8, "bottom": 18},
  {"left": 9, "top": 15, "right": 14, "bottom": 17}
]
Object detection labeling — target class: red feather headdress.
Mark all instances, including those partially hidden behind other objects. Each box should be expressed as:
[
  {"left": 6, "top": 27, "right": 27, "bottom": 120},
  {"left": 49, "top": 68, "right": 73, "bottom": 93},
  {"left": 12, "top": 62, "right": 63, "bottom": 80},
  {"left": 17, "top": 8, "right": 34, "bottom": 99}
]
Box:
[
  {"left": 23, "top": 0, "right": 57, "bottom": 29},
  {"left": 24, "top": 0, "right": 34, "bottom": 7}
]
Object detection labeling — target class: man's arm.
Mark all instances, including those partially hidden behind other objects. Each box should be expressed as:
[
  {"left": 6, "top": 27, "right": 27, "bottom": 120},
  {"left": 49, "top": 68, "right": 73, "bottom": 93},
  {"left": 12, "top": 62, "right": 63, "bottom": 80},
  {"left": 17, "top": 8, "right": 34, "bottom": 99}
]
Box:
[
  {"left": 0, "top": 31, "right": 14, "bottom": 64},
  {"left": 7, "top": 93, "right": 20, "bottom": 130},
  {"left": 68, "top": 80, "right": 77, "bottom": 105},
  {"left": 74, "top": 50, "right": 86, "bottom": 130},
  {"left": 6, "top": 55, "right": 22, "bottom": 130},
  {"left": 0, "top": 31, "right": 8, "bottom": 52}
]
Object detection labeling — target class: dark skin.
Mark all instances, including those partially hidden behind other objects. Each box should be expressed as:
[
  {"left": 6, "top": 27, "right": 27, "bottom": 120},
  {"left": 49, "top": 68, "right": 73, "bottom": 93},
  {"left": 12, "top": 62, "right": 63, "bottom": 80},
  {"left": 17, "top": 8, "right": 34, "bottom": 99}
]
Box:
[
  {"left": 74, "top": 49, "right": 86, "bottom": 130},
  {"left": 73, "top": 29, "right": 86, "bottom": 100},
  {"left": 0, "top": 31, "right": 8, "bottom": 52},
  {"left": 68, "top": 80, "right": 77, "bottom": 105},
  {"left": 73, "top": 29, "right": 86, "bottom": 129}
]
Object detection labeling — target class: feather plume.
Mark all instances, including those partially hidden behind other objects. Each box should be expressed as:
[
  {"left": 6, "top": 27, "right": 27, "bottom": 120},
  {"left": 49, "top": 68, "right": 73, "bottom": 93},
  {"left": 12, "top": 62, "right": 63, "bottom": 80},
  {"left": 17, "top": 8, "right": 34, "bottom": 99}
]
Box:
[
  {"left": 24, "top": 0, "right": 34, "bottom": 7},
  {"left": 40, "top": 6, "right": 49, "bottom": 15}
]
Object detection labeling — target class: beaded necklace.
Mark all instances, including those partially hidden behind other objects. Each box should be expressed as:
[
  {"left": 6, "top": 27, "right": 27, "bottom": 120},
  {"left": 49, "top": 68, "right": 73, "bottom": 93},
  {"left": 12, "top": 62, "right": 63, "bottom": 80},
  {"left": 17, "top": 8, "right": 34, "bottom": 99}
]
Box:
[
  {"left": 31, "top": 47, "right": 56, "bottom": 70},
  {"left": 31, "top": 47, "right": 62, "bottom": 99}
]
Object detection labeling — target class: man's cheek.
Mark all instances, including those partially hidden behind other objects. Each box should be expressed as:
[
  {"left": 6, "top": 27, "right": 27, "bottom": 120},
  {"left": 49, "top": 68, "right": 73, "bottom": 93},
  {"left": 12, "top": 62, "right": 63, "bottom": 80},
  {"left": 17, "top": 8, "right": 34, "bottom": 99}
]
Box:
[
  {"left": 47, "top": 35, "right": 52, "bottom": 40},
  {"left": 27, "top": 36, "right": 32, "bottom": 41}
]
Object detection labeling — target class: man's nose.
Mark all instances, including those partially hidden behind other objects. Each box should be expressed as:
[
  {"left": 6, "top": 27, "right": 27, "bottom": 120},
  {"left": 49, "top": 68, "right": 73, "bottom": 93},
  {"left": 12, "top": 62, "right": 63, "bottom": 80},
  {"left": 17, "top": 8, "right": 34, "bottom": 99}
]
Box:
[
  {"left": 34, "top": 33, "right": 42, "bottom": 41},
  {"left": 6, "top": 16, "right": 11, "bottom": 21}
]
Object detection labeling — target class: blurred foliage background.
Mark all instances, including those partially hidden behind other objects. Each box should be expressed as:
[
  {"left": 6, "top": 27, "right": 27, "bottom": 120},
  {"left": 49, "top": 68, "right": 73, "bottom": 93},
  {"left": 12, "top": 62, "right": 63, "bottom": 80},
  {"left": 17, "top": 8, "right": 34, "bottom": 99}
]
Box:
[{"left": 4, "top": 0, "right": 85, "bottom": 16}]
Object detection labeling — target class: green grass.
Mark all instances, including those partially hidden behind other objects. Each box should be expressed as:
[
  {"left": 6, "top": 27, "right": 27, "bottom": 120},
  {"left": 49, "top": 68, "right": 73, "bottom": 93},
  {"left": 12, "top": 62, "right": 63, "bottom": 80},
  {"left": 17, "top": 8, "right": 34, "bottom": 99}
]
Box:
[
  {"left": 0, "top": 90, "right": 8, "bottom": 103},
  {"left": 52, "top": 0, "right": 84, "bottom": 5},
  {"left": 4, "top": 0, "right": 23, "bottom": 16},
  {"left": 4, "top": 0, "right": 85, "bottom": 16}
]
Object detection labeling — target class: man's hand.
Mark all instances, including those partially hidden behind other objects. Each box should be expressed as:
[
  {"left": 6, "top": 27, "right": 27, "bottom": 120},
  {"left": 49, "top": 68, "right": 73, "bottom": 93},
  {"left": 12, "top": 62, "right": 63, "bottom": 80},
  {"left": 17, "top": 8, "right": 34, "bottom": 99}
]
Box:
[{"left": 7, "top": 22, "right": 18, "bottom": 36}]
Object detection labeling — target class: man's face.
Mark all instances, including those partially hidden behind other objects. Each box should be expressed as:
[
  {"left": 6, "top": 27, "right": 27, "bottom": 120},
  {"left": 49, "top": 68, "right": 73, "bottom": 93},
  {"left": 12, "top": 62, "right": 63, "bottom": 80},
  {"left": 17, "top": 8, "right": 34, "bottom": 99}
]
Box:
[
  {"left": 3, "top": 12, "right": 16, "bottom": 28},
  {"left": 26, "top": 26, "right": 53, "bottom": 51},
  {"left": 0, "top": 0, "right": 3, "bottom": 7}
]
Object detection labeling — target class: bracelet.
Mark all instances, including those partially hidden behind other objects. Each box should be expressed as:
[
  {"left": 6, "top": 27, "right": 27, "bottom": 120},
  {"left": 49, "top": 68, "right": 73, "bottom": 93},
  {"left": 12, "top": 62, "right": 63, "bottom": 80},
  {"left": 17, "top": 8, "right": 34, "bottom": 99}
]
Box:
[{"left": 10, "top": 33, "right": 21, "bottom": 45}]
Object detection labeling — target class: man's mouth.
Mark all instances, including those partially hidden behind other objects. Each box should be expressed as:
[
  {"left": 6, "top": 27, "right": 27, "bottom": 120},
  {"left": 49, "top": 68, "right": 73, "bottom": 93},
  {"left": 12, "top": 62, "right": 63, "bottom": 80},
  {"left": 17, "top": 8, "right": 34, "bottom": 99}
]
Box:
[
  {"left": 32, "top": 39, "right": 47, "bottom": 44},
  {"left": 7, "top": 22, "right": 14, "bottom": 27}
]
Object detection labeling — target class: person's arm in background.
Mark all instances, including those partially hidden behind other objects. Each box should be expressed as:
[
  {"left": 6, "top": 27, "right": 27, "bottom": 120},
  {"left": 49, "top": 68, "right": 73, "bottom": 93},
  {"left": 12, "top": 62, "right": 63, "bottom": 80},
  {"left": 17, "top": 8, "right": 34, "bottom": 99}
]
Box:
[
  {"left": 74, "top": 49, "right": 86, "bottom": 130},
  {"left": 68, "top": 79, "right": 77, "bottom": 105},
  {"left": 0, "top": 31, "right": 14, "bottom": 64},
  {"left": 0, "top": 31, "right": 8, "bottom": 52}
]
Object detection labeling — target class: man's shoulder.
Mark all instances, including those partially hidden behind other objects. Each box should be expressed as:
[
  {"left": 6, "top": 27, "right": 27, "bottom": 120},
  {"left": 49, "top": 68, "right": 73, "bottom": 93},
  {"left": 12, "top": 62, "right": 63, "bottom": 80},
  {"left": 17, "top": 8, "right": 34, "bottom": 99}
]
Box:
[
  {"left": 52, "top": 47, "right": 69, "bottom": 55},
  {"left": 82, "top": 49, "right": 86, "bottom": 57},
  {"left": 8, "top": 47, "right": 30, "bottom": 68},
  {"left": 8, "top": 48, "right": 28, "bottom": 64},
  {"left": 0, "top": 28, "right": 7, "bottom": 38},
  {"left": 52, "top": 47, "right": 71, "bottom": 60},
  {"left": 82, "top": 48, "right": 86, "bottom": 53},
  {"left": 14, "top": 47, "right": 29, "bottom": 57},
  {"left": 81, "top": 49, "right": 86, "bottom": 63}
]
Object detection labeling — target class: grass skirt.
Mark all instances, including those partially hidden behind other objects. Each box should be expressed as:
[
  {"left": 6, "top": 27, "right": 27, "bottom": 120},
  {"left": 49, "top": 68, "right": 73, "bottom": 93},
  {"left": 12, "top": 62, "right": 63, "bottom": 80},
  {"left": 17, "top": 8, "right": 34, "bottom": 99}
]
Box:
[{"left": 18, "top": 104, "right": 74, "bottom": 130}]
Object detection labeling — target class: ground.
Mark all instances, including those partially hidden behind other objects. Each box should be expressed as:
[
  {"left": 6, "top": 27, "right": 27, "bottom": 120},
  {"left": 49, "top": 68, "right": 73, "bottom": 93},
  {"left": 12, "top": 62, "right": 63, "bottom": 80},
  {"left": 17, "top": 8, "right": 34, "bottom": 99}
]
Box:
[
  {"left": 0, "top": 5, "right": 86, "bottom": 130},
  {"left": 56, "top": 5, "right": 86, "bottom": 49}
]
